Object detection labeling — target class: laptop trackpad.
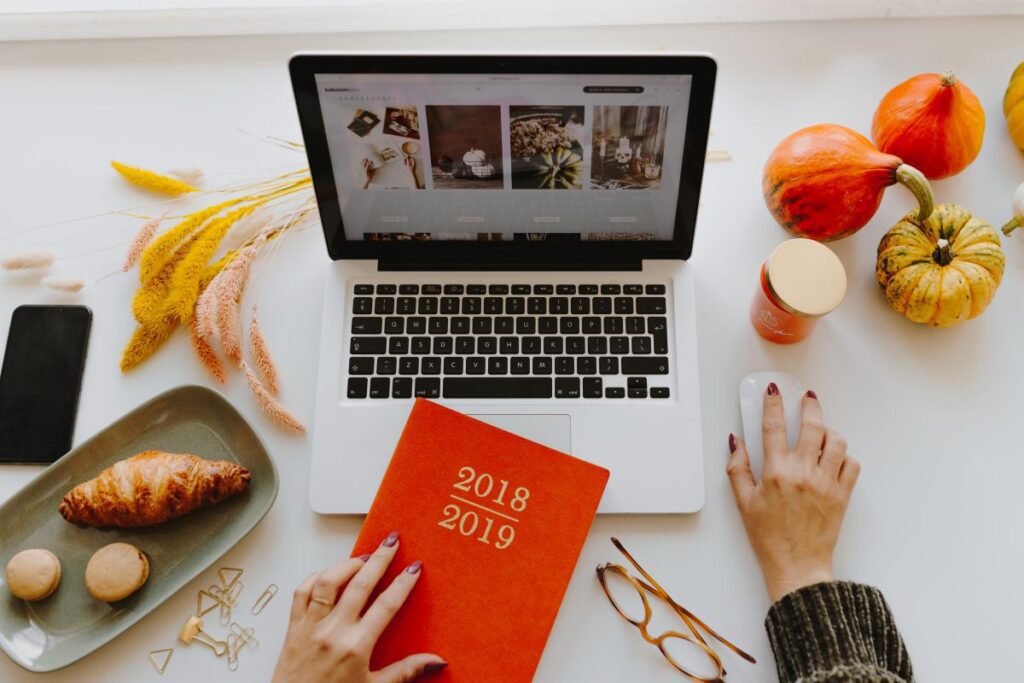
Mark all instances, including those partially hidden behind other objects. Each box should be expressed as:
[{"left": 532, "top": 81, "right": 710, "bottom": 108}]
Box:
[{"left": 469, "top": 414, "right": 572, "bottom": 454}]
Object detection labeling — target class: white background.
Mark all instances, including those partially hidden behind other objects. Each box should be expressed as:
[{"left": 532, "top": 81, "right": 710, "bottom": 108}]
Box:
[{"left": 0, "top": 11, "right": 1023, "bottom": 683}]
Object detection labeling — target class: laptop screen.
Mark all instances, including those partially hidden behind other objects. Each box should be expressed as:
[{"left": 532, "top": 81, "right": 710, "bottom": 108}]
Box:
[{"left": 312, "top": 73, "right": 692, "bottom": 244}]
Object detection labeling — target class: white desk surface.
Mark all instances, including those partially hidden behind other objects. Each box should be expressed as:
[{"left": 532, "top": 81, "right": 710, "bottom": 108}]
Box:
[{"left": 1, "top": 15, "right": 1022, "bottom": 682}]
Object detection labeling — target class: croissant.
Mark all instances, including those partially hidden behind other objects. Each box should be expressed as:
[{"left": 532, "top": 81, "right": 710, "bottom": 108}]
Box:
[{"left": 58, "top": 450, "right": 251, "bottom": 528}]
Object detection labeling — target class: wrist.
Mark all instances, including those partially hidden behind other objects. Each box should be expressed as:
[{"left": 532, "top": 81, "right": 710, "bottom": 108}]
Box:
[{"left": 764, "top": 565, "right": 834, "bottom": 603}]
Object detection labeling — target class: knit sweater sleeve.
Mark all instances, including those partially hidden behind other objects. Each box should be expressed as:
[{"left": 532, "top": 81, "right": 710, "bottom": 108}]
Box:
[{"left": 765, "top": 581, "right": 913, "bottom": 683}]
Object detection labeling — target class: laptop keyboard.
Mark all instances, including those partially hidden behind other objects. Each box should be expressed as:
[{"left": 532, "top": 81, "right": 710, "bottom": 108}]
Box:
[{"left": 346, "top": 282, "right": 671, "bottom": 400}]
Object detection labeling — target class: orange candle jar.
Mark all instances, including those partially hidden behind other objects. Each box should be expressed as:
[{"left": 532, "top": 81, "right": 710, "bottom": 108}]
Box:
[{"left": 750, "top": 238, "right": 847, "bottom": 344}]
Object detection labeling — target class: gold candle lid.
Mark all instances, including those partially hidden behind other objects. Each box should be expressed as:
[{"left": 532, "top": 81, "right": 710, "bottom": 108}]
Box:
[{"left": 766, "top": 238, "right": 847, "bottom": 317}]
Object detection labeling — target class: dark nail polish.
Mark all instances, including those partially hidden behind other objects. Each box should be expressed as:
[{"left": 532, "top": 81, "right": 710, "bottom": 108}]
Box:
[
  {"left": 423, "top": 661, "right": 448, "bottom": 673},
  {"left": 407, "top": 560, "right": 423, "bottom": 574},
  {"left": 728, "top": 433, "right": 737, "bottom": 453},
  {"left": 383, "top": 531, "right": 399, "bottom": 547},
  {"left": 358, "top": 554, "right": 371, "bottom": 562},
  {"left": 806, "top": 389, "right": 818, "bottom": 400},
  {"left": 767, "top": 382, "right": 779, "bottom": 396}
]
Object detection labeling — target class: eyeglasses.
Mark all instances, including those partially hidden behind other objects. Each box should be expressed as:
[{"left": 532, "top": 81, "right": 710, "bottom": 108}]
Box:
[{"left": 596, "top": 538, "right": 756, "bottom": 682}]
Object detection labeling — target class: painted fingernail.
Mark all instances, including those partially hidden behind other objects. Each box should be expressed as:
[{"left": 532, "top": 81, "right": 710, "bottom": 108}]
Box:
[
  {"left": 358, "top": 554, "right": 371, "bottom": 562},
  {"left": 406, "top": 560, "right": 423, "bottom": 574},
  {"left": 423, "top": 661, "right": 448, "bottom": 673},
  {"left": 383, "top": 531, "right": 399, "bottom": 547},
  {"left": 806, "top": 389, "right": 817, "bottom": 400},
  {"left": 728, "top": 433, "right": 737, "bottom": 453},
  {"left": 767, "top": 382, "right": 779, "bottom": 396}
]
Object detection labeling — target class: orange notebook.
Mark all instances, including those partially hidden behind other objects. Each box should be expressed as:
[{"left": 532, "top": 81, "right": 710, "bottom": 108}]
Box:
[{"left": 352, "top": 399, "right": 609, "bottom": 682}]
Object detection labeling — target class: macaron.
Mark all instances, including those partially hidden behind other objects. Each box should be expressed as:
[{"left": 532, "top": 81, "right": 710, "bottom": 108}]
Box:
[
  {"left": 85, "top": 543, "right": 149, "bottom": 602},
  {"left": 5, "top": 549, "right": 62, "bottom": 601}
]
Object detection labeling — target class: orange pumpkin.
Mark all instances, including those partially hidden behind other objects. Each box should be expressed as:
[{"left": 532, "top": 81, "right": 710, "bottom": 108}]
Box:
[
  {"left": 763, "top": 124, "right": 934, "bottom": 241},
  {"left": 872, "top": 71, "right": 985, "bottom": 179}
]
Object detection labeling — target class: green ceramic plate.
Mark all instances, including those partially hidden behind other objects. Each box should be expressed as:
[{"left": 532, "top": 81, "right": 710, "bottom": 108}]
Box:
[{"left": 0, "top": 385, "right": 279, "bottom": 672}]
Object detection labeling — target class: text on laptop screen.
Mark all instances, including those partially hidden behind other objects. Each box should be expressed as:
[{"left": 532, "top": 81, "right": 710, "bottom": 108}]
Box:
[{"left": 313, "top": 73, "right": 693, "bottom": 243}]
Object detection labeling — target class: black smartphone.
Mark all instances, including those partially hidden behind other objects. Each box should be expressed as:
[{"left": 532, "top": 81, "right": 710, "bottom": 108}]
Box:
[{"left": 0, "top": 305, "right": 91, "bottom": 464}]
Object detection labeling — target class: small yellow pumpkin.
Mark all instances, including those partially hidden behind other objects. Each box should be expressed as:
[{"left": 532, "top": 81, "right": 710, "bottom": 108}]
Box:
[
  {"left": 1004, "top": 61, "right": 1024, "bottom": 151},
  {"left": 876, "top": 204, "right": 1005, "bottom": 327}
]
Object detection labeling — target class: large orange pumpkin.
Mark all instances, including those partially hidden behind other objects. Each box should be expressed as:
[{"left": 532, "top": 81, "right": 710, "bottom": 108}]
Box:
[
  {"left": 763, "top": 124, "right": 934, "bottom": 241},
  {"left": 872, "top": 71, "right": 985, "bottom": 179}
]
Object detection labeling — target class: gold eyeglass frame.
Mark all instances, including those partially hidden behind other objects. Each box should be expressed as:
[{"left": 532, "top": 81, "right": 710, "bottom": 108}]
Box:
[{"left": 596, "top": 537, "right": 756, "bottom": 682}]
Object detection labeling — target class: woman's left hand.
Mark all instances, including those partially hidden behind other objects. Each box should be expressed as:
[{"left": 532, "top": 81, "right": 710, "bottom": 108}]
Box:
[{"left": 272, "top": 531, "right": 446, "bottom": 683}]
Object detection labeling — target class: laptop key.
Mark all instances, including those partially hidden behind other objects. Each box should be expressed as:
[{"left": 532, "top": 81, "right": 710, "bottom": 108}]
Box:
[
  {"left": 466, "top": 357, "right": 486, "bottom": 374},
  {"left": 512, "top": 284, "right": 531, "bottom": 294},
  {"left": 418, "top": 297, "right": 439, "bottom": 315},
  {"left": 582, "top": 316, "right": 601, "bottom": 334},
  {"left": 472, "top": 317, "right": 492, "bottom": 334},
  {"left": 555, "top": 357, "right": 574, "bottom": 375},
  {"left": 477, "top": 337, "right": 497, "bottom": 354},
  {"left": 610, "top": 337, "right": 630, "bottom": 354},
  {"left": 601, "top": 284, "right": 621, "bottom": 295},
  {"left": 444, "top": 357, "right": 464, "bottom": 375},
  {"left": 577, "top": 357, "right": 596, "bottom": 375},
  {"left": 571, "top": 297, "right": 590, "bottom": 314},
  {"left": 559, "top": 317, "right": 580, "bottom": 334},
  {"left": 605, "top": 387, "right": 625, "bottom": 398},
  {"left": 347, "top": 377, "right": 368, "bottom": 399},
  {"left": 624, "top": 284, "right": 644, "bottom": 294},
  {"left": 488, "top": 284, "right": 509, "bottom": 295},
  {"left": 588, "top": 337, "right": 608, "bottom": 355},
  {"left": 614, "top": 297, "right": 634, "bottom": 314},
  {"left": 455, "top": 336, "right": 475, "bottom": 354},
  {"left": 374, "top": 298, "right": 395, "bottom": 315},
  {"left": 440, "top": 297, "right": 460, "bottom": 314},
  {"left": 488, "top": 357, "right": 508, "bottom": 375},
  {"left": 399, "top": 284, "right": 419, "bottom": 295},
  {"left": 444, "top": 284, "right": 464, "bottom": 295},
  {"left": 604, "top": 317, "right": 624, "bottom": 334},
  {"left": 566, "top": 336, "right": 585, "bottom": 354},
  {"left": 349, "top": 357, "right": 374, "bottom": 375},
  {"left": 433, "top": 337, "right": 453, "bottom": 355},
  {"left": 429, "top": 317, "right": 449, "bottom": 334},
  {"left": 544, "top": 337, "right": 563, "bottom": 355},
  {"left": 354, "top": 284, "right": 374, "bottom": 295},
  {"left": 499, "top": 337, "right": 519, "bottom": 354},
  {"left": 411, "top": 337, "right": 431, "bottom": 354},
  {"left": 593, "top": 297, "right": 612, "bottom": 314},
  {"left": 651, "top": 387, "right": 670, "bottom": 398},
  {"left": 506, "top": 297, "right": 525, "bottom": 314},
  {"left": 388, "top": 337, "right": 409, "bottom": 355},
  {"left": 399, "top": 358, "right": 419, "bottom": 375},
  {"left": 556, "top": 284, "right": 576, "bottom": 294},
  {"left": 415, "top": 378, "right": 440, "bottom": 398},
  {"left": 376, "top": 357, "right": 397, "bottom": 375},
  {"left": 522, "top": 337, "right": 542, "bottom": 354},
  {"left": 462, "top": 297, "right": 482, "bottom": 314},
  {"left": 369, "top": 377, "right": 389, "bottom": 399},
  {"left": 510, "top": 357, "right": 530, "bottom": 374},
  {"left": 628, "top": 377, "right": 648, "bottom": 389},
  {"left": 451, "top": 316, "right": 470, "bottom": 334},
  {"left": 392, "top": 377, "right": 413, "bottom": 398},
  {"left": 351, "top": 317, "right": 382, "bottom": 334},
  {"left": 495, "top": 317, "right": 514, "bottom": 334},
  {"left": 631, "top": 337, "right": 652, "bottom": 354},
  {"left": 407, "top": 317, "right": 426, "bottom": 334},
  {"left": 353, "top": 297, "right": 373, "bottom": 314},
  {"left": 444, "top": 377, "right": 552, "bottom": 399},
  {"left": 539, "top": 317, "right": 557, "bottom": 334},
  {"left": 555, "top": 377, "right": 581, "bottom": 398},
  {"left": 645, "top": 284, "right": 666, "bottom": 294},
  {"left": 384, "top": 317, "right": 404, "bottom": 334},
  {"left": 626, "top": 317, "right": 645, "bottom": 334},
  {"left": 533, "top": 284, "right": 553, "bottom": 294},
  {"left": 599, "top": 357, "right": 619, "bottom": 375},
  {"left": 422, "top": 284, "right": 442, "bottom": 295},
  {"left": 397, "top": 297, "right": 416, "bottom": 314},
  {"left": 621, "top": 357, "right": 670, "bottom": 375},
  {"left": 532, "top": 357, "right": 552, "bottom": 374},
  {"left": 583, "top": 377, "right": 603, "bottom": 398},
  {"left": 484, "top": 297, "right": 503, "bottom": 314},
  {"left": 351, "top": 337, "right": 386, "bottom": 355},
  {"left": 376, "top": 284, "right": 397, "bottom": 294},
  {"left": 550, "top": 297, "right": 568, "bottom": 314},
  {"left": 580, "top": 285, "right": 599, "bottom": 294},
  {"left": 637, "top": 297, "right": 668, "bottom": 314},
  {"left": 467, "top": 284, "right": 486, "bottom": 295},
  {"left": 653, "top": 329, "right": 668, "bottom": 354},
  {"left": 628, "top": 387, "right": 648, "bottom": 399},
  {"left": 422, "top": 357, "right": 441, "bottom": 375},
  {"left": 527, "top": 297, "right": 547, "bottom": 314}
]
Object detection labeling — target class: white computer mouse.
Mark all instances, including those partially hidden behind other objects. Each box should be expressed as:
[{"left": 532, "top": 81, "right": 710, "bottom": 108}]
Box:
[{"left": 738, "top": 371, "right": 805, "bottom": 479}]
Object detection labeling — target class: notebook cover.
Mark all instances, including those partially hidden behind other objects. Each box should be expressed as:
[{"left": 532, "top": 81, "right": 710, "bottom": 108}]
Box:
[{"left": 352, "top": 399, "right": 609, "bottom": 683}]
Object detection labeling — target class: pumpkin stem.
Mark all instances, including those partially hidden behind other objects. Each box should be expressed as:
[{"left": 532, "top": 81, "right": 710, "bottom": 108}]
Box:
[
  {"left": 895, "top": 164, "right": 935, "bottom": 222},
  {"left": 940, "top": 71, "right": 957, "bottom": 87},
  {"left": 1002, "top": 216, "right": 1022, "bottom": 235},
  {"left": 933, "top": 238, "right": 953, "bottom": 266}
]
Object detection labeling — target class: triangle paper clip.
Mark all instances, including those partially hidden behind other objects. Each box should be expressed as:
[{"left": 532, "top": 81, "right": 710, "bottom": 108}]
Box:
[
  {"left": 147, "top": 648, "right": 173, "bottom": 675},
  {"left": 219, "top": 567, "right": 244, "bottom": 591},
  {"left": 197, "top": 589, "right": 221, "bottom": 618}
]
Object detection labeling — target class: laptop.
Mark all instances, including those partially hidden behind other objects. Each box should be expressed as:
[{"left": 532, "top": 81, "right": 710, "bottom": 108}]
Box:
[{"left": 289, "top": 53, "right": 716, "bottom": 514}]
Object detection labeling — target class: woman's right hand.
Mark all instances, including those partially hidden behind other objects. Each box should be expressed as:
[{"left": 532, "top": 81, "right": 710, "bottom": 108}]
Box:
[
  {"left": 726, "top": 387, "right": 860, "bottom": 603},
  {"left": 272, "top": 531, "right": 446, "bottom": 683}
]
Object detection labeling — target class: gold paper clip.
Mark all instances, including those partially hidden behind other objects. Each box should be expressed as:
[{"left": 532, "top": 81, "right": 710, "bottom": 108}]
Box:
[
  {"left": 197, "top": 589, "right": 221, "bottom": 618},
  {"left": 147, "top": 648, "right": 173, "bottom": 674},
  {"left": 219, "top": 567, "right": 244, "bottom": 591},
  {"left": 227, "top": 634, "right": 240, "bottom": 672},
  {"left": 178, "top": 615, "right": 229, "bottom": 657},
  {"left": 229, "top": 622, "right": 259, "bottom": 650},
  {"left": 210, "top": 582, "right": 243, "bottom": 626},
  {"left": 252, "top": 583, "right": 278, "bottom": 615}
]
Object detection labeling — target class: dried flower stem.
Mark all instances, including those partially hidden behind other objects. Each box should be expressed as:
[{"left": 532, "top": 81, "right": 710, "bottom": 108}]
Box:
[
  {"left": 111, "top": 160, "right": 197, "bottom": 196},
  {"left": 242, "top": 360, "right": 305, "bottom": 433},
  {"left": 248, "top": 308, "right": 279, "bottom": 395}
]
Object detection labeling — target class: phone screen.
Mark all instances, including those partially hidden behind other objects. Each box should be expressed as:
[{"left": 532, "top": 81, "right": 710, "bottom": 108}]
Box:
[{"left": 0, "top": 305, "right": 91, "bottom": 464}]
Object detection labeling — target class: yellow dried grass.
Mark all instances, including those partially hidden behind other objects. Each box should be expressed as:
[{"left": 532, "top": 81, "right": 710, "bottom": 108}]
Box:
[{"left": 111, "top": 160, "right": 198, "bottom": 196}]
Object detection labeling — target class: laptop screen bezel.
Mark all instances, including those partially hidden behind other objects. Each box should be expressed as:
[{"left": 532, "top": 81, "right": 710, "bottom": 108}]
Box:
[{"left": 289, "top": 53, "right": 716, "bottom": 265}]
